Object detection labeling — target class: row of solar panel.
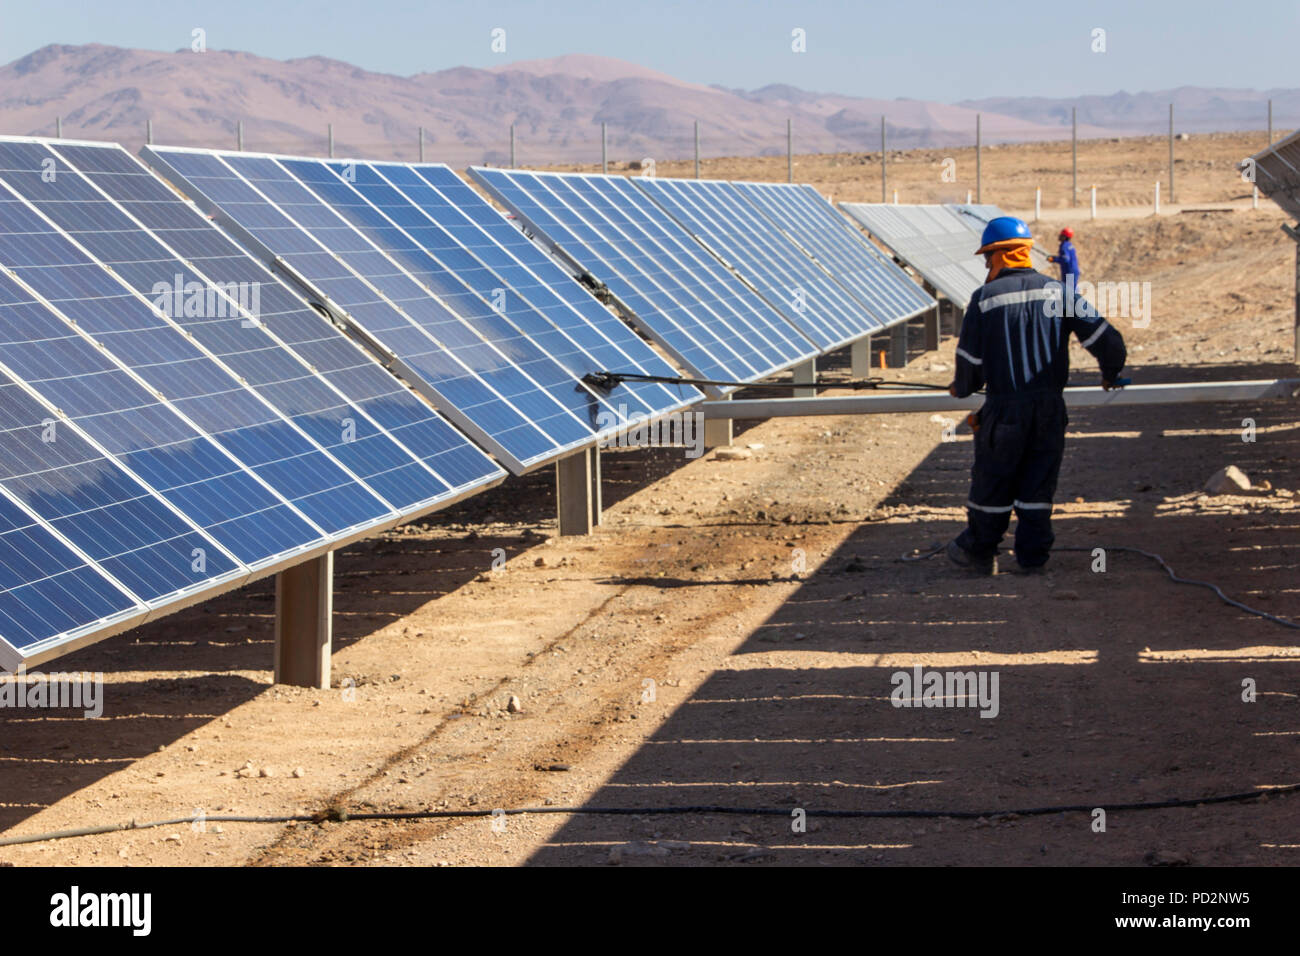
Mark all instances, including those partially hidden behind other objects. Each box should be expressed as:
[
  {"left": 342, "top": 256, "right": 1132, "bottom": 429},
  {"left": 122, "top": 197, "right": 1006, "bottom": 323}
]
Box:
[
  {"left": 0, "top": 137, "right": 934, "bottom": 668},
  {"left": 839, "top": 201, "right": 1054, "bottom": 308}
]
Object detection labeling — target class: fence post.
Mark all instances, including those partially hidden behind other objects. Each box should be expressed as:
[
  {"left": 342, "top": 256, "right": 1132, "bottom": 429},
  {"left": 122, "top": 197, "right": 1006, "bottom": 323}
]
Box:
[
  {"left": 237, "top": 120, "right": 243, "bottom": 151},
  {"left": 1091, "top": 184, "right": 1097, "bottom": 219},
  {"left": 1168, "top": 103, "right": 1174, "bottom": 205},
  {"left": 146, "top": 119, "right": 153, "bottom": 145},
  {"left": 419, "top": 126, "right": 425, "bottom": 162},
  {"left": 975, "top": 113, "right": 982, "bottom": 203},
  {"left": 1154, "top": 180, "right": 1160, "bottom": 215},
  {"left": 1071, "top": 106, "right": 1078, "bottom": 207},
  {"left": 1035, "top": 186, "right": 1041, "bottom": 221},
  {"left": 55, "top": 116, "right": 62, "bottom": 138},
  {"left": 328, "top": 123, "right": 334, "bottom": 159},
  {"left": 881, "top": 115, "right": 887, "bottom": 203},
  {"left": 601, "top": 122, "right": 607, "bottom": 174},
  {"left": 694, "top": 120, "right": 700, "bottom": 179},
  {"left": 787, "top": 118, "right": 793, "bottom": 183},
  {"left": 510, "top": 122, "right": 516, "bottom": 167}
]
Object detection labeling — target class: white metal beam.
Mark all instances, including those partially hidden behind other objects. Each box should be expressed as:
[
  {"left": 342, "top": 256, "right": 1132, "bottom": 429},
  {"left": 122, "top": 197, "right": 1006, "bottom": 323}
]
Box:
[{"left": 701, "top": 379, "right": 1300, "bottom": 419}]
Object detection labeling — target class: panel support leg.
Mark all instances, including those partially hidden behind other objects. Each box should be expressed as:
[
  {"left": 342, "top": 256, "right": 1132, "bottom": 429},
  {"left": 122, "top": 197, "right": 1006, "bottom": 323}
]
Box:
[
  {"left": 792, "top": 358, "right": 816, "bottom": 398},
  {"left": 704, "top": 395, "right": 733, "bottom": 448},
  {"left": 924, "top": 304, "right": 941, "bottom": 352},
  {"left": 590, "top": 445, "right": 603, "bottom": 527},
  {"left": 275, "top": 552, "right": 333, "bottom": 689},
  {"left": 556, "top": 449, "right": 594, "bottom": 536},
  {"left": 851, "top": 337, "right": 873, "bottom": 379},
  {"left": 889, "top": 321, "right": 909, "bottom": 369}
]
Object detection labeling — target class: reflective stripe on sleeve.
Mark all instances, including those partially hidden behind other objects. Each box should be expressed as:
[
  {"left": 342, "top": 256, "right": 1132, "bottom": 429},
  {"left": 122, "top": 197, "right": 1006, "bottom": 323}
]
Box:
[
  {"left": 1079, "top": 320, "right": 1111, "bottom": 349},
  {"left": 956, "top": 347, "right": 983, "bottom": 365}
]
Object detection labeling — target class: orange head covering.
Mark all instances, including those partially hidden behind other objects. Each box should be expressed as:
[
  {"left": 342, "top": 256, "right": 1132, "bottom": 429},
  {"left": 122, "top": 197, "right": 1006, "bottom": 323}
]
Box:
[{"left": 977, "top": 236, "right": 1035, "bottom": 282}]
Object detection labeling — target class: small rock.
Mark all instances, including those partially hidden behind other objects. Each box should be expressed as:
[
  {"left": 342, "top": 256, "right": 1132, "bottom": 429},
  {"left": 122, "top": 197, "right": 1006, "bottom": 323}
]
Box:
[
  {"left": 259, "top": 767, "right": 276, "bottom": 778},
  {"left": 507, "top": 695, "right": 523, "bottom": 714},
  {"left": 292, "top": 767, "right": 305, "bottom": 779},
  {"left": 164, "top": 833, "right": 181, "bottom": 843},
  {"left": 714, "top": 446, "right": 753, "bottom": 461},
  {"left": 1204, "top": 465, "right": 1251, "bottom": 494},
  {"left": 608, "top": 841, "right": 670, "bottom": 864},
  {"left": 746, "top": 442, "right": 765, "bottom": 451}
]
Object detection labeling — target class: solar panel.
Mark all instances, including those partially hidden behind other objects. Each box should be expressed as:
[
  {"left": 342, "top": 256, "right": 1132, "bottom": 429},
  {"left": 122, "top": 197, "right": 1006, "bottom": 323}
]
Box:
[
  {"left": 633, "top": 177, "right": 886, "bottom": 351},
  {"left": 0, "top": 137, "right": 504, "bottom": 668},
  {"left": 729, "top": 182, "right": 935, "bottom": 327},
  {"left": 469, "top": 168, "right": 818, "bottom": 389},
  {"left": 144, "top": 148, "right": 701, "bottom": 474},
  {"left": 48, "top": 142, "right": 503, "bottom": 499},
  {"left": 839, "top": 203, "right": 989, "bottom": 308},
  {"left": 1247, "top": 130, "right": 1300, "bottom": 221}
]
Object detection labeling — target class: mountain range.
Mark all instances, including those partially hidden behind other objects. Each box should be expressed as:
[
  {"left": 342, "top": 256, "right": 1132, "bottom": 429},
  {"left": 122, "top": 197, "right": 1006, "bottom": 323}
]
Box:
[{"left": 0, "top": 44, "right": 1290, "bottom": 165}]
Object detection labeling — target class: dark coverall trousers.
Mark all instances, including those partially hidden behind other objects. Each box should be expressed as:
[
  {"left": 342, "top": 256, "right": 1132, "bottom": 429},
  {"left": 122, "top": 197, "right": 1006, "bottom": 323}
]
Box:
[{"left": 955, "top": 391, "right": 1067, "bottom": 567}]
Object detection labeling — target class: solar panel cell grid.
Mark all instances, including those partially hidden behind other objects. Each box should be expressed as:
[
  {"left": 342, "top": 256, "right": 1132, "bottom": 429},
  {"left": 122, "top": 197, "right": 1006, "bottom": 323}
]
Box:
[
  {"left": 470, "top": 167, "right": 817, "bottom": 387},
  {"left": 634, "top": 176, "right": 884, "bottom": 350},
  {"left": 729, "top": 181, "right": 934, "bottom": 326}
]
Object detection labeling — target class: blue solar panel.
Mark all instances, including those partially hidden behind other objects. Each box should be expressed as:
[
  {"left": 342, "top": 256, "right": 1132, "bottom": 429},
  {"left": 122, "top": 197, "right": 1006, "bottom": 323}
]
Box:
[
  {"left": 0, "top": 488, "right": 142, "bottom": 665},
  {"left": 469, "top": 168, "right": 818, "bottom": 388},
  {"left": 51, "top": 145, "right": 501, "bottom": 495},
  {"left": 144, "top": 148, "right": 699, "bottom": 473},
  {"left": 0, "top": 270, "right": 321, "bottom": 566},
  {"left": 730, "top": 182, "right": 934, "bottom": 327},
  {"left": 635, "top": 177, "right": 886, "bottom": 350},
  {"left": 0, "top": 142, "right": 396, "bottom": 537},
  {"left": 0, "top": 373, "right": 242, "bottom": 605},
  {"left": 316, "top": 160, "right": 696, "bottom": 416},
  {"left": 39, "top": 142, "right": 503, "bottom": 509}
]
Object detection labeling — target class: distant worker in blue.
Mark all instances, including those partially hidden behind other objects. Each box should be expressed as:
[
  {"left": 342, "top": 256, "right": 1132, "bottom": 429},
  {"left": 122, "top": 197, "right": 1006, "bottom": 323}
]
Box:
[
  {"left": 1046, "top": 227, "right": 1080, "bottom": 289},
  {"left": 946, "top": 216, "right": 1126, "bottom": 575}
]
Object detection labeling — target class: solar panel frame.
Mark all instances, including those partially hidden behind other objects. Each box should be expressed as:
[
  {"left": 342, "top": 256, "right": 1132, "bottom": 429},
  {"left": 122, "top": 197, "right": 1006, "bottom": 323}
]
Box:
[
  {"left": 468, "top": 167, "right": 820, "bottom": 393},
  {"left": 727, "top": 181, "right": 935, "bottom": 330},
  {"left": 632, "top": 176, "right": 889, "bottom": 351},
  {"left": 144, "top": 147, "right": 700, "bottom": 474}
]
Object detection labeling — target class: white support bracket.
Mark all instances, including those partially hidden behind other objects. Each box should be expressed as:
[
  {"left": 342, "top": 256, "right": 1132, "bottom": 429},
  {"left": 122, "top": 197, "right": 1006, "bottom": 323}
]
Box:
[
  {"left": 556, "top": 447, "right": 600, "bottom": 536},
  {"left": 704, "top": 394, "right": 733, "bottom": 448},
  {"left": 889, "top": 321, "right": 909, "bottom": 369},
  {"left": 850, "top": 336, "right": 874, "bottom": 378},
  {"left": 275, "top": 551, "right": 333, "bottom": 689},
  {"left": 792, "top": 358, "right": 817, "bottom": 398}
]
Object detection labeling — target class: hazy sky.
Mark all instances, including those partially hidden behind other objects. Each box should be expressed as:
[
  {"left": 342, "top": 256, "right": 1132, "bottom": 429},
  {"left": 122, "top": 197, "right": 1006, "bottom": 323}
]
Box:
[{"left": 2, "top": 0, "right": 1295, "bottom": 102}]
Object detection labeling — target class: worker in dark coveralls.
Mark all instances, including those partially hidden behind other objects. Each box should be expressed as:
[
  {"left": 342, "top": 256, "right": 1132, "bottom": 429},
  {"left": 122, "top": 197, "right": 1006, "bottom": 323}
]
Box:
[{"left": 946, "top": 217, "right": 1127, "bottom": 575}]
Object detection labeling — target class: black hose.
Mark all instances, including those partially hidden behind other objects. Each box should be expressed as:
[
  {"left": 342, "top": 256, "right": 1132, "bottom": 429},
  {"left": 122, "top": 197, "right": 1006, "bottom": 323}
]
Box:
[{"left": 3, "top": 783, "right": 1294, "bottom": 848}]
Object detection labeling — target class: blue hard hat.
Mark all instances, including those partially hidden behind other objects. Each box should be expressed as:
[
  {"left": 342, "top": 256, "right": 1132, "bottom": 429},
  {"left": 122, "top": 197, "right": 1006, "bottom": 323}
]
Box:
[{"left": 976, "top": 216, "right": 1033, "bottom": 253}]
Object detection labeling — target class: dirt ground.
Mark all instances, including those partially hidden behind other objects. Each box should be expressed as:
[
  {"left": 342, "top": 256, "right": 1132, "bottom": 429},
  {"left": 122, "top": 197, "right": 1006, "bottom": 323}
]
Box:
[{"left": 1, "top": 138, "right": 1298, "bottom": 868}]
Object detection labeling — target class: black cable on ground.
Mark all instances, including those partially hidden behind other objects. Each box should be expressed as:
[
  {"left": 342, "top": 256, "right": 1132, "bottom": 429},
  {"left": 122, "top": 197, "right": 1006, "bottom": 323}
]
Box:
[
  {"left": 903, "top": 541, "right": 1299, "bottom": 630},
  {"left": 2, "top": 784, "right": 1295, "bottom": 848}
]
